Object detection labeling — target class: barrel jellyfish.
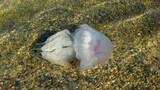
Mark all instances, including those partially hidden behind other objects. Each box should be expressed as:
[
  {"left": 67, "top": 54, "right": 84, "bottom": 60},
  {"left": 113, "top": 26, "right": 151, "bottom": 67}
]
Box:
[{"left": 39, "top": 24, "right": 113, "bottom": 70}]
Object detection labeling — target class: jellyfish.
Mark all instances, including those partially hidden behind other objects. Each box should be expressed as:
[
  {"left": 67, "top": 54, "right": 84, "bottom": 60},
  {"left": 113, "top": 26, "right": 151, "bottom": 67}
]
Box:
[
  {"left": 38, "top": 24, "right": 113, "bottom": 70},
  {"left": 73, "top": 24, "right": 113, "bottom": 70},
  {"left": 40, "top": 29, "right": 75, "bottom": 66}
]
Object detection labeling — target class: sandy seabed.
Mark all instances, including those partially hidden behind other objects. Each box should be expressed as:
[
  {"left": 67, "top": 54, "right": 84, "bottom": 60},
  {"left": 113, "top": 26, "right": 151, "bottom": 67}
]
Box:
[{"left": 0, "top": 0, "right": 159, "bottom": 89}]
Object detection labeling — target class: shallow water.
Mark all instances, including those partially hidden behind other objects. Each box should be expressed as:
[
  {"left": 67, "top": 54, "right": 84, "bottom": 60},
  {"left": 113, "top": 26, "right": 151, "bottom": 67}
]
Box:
[{"left": 0, "top": 0, "right": 160, "bottom": 89}]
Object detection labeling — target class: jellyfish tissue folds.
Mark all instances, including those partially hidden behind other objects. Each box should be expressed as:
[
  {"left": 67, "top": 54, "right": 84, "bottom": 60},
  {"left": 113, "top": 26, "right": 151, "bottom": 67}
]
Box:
[{"left": 40, "top": 24, "right": 113, "bottom": 70}]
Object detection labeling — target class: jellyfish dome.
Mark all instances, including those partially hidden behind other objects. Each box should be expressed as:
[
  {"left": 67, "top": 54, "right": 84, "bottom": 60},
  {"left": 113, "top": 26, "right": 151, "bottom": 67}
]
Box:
[{"left": 73, "top": 24, "right": 113, "bottom": 70}]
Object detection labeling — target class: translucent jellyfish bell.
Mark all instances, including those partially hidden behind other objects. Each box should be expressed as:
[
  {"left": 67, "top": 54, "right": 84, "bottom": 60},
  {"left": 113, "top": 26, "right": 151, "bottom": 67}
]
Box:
[
  {"left": 73, "top": 24, "right": 113, "bottom": 70},
  {"left": 40, "top": 29, "right": 75, "bottom": 66}
]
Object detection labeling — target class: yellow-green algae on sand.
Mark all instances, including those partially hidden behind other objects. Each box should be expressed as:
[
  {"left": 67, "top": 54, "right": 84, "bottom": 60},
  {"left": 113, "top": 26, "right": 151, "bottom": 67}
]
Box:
[{"left": 0, "top": 0, "right": 160, "bottom": 89}]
